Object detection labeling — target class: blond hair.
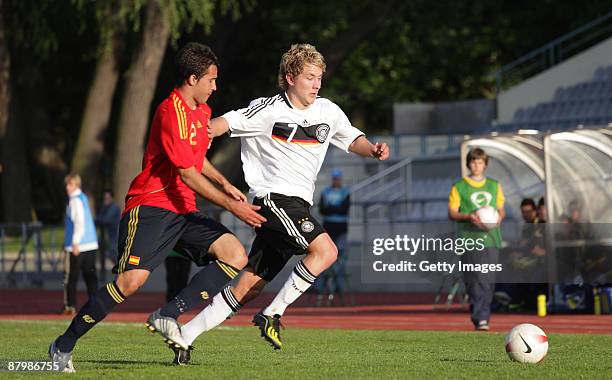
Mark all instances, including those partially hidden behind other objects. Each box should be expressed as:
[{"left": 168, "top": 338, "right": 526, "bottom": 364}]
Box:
[
  {"left": 64, "top": 173, "right": 82, "bottom": 188},
  {"left": 278, "top": 44, "right": 326, "bottom": 90}
]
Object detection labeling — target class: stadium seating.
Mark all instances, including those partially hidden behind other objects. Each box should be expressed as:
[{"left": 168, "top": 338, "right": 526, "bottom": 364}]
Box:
[{"left": 508, "top": 65, "right": 612, "bottom": 130}]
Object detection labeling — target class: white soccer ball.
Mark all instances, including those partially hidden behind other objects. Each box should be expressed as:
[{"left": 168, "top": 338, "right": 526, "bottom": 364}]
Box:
[
  {"left": 476, "top": 206, "right": 499, "bottom": 228},
  {"left": 505, "top": 323, "right": 549, "bottom": 363}
]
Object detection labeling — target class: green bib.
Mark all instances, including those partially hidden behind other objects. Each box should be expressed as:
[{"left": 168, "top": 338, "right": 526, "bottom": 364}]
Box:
[{"left": 455, "top": 177, "right": 502, "bottom": 248}]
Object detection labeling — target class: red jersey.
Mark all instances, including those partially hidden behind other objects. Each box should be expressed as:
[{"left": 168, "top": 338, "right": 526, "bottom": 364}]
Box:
[{"left": 124, "top": 89, "right": 211, "bottom": 214}]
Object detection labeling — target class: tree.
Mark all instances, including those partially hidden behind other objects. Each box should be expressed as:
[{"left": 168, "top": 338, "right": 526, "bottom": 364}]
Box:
[
  {"left": 70, "top": 1, "right": 125, "bottom": 194},
  {"left": 3, "top": 0, "right": 100, "bottom": 222},
  {"left": 112, "top": 0, "right": 244, "bottom": 208},
  {"left": 0, "top": 0, "right": 8, "bottom": 139},
  {"left": 112, "top": 0, "right": 171, "bottom": 208},
  {"left": 0, "top": 0, "right": 33, "bottom": 222},
  {"left": 0, "top": 0, "right": 10, "bottom": 221},
  {"left": 4, "top": 0, "right": 610, "bottom": 220},
  {"left": 70, "top": 42, "right": 121, "bottom": 194}
]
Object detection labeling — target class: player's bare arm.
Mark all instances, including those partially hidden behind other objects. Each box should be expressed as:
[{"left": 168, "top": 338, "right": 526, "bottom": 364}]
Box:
[
  {"left": 496, "top": 206, "right": 506, "bottom": 221},
  {"left": 201, "top": 157, "right": 247, "bottom": 202},
  {"left": 178, "top": 166, "right": 265, "bottom": 227},
  {"left": 448, "top": 207, "right": 491, "bottom": 231},
  {"left": 208, "top": 117, "right": 230, "bottom": 138},
  {"left": 348, "top": 136, "right": 390, "bottom": 160},
  {"left": 496, "top": 184, "right": 507, "bottom": 222},
  {"left": 448, "top": 207, "right": 474, "bottom": 222},
  {"left": 449, "top": 205, "right": 504, "bottom": 230}
]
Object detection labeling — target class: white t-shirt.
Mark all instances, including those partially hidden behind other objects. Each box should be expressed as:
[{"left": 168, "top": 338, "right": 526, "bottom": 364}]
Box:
[{"left": 223, "top": 92, "right": 364, "bottom": 204}]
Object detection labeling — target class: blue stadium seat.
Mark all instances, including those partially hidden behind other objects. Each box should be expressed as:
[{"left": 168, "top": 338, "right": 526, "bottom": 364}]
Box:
[
  {"left": 553, "top": 87, "right": 567, "bottom": 101},
  {"left": 594, "top": 81, "right": 606, "bottom": 98},
  {"left": 594, "top": 100, "right": 607, "bottom": 118},
  {"left": 515, "top": 107, "right": 534, "bottom": 123},
  {"left": 604, "top": 81, "right": 612, "bottom": 96},
  {"left": 507, "top": 66, "right": 612, "bottom": 133},
  {"left": 513, "top": 107, "right": 526, "bottom": 122},
  {"left": 605, "top": 99, "right": 612, "bottom": 118},
  {"left": 568, "top": 84, "right": 580, "bottom": 100},
  {"left": 583, "top": 82, "right": 598, "bottom": 99}
]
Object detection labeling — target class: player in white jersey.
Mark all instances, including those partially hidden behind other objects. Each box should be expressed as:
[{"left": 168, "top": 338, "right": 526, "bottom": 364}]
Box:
[
  {"left": 171, "top": 44, "right": 389, "bottom": 362},
  {"left": 223, "top": 90, "right": 364, "bottom": 205}
]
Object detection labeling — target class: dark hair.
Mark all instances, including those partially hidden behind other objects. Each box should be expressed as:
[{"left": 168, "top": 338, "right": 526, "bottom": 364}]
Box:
[
  {"left": 103, "top": 189, "right": 114, "bottom": 197},
  {"left": 520, "top": 198, "right": 536, "bottom": 209},
  {"left": 538, "top": 197, "right": 545, "bottom": 207},
  {"left": 465, "top": 148, "right": 489, "bottom": 168},
  {"left": 175, "top": 42, "right": 219, "bottom": 87}
]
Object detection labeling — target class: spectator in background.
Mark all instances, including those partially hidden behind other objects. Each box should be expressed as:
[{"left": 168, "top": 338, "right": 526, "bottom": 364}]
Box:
[
  {"left": 165, "top": 250, "right": 192, "bottom": 302},
  {"left": 62, "top": 174, "right": 99, "bottom": 316},
  {"left": 562, "top": 200, "right": 592, "bottom": 273},
  {"left": 537, "top": 197, "right": 547, "bottom": 223},
  {"left": 561, "top": 200, "right": 591, "bottom": 245},
  {"left": 96, "top": 190, "right": 120, "bottom": 281},
  {"left": 520, "top": 198, "right": 538, "bottom": 224},
  {"left": 502, "top": 198, "right": 546, "bottom": 310},
  {"left": 448, "top": 148, "right": 505, "bottom": 331},
  {"left": 517, "top": 198, "right": 545, "bottom": 262},
  {"left": 314, "top": 169, "right": 350, "bottom": 305}
]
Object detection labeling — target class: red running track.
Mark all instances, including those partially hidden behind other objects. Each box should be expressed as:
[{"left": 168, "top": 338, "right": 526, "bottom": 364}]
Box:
[{"left": 1, "top": 290, "right": 611, "bottom": 334}]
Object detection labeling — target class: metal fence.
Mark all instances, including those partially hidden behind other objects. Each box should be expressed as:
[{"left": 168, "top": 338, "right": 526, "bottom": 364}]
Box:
[
  {"left": 0, "top": 223, "right": 64, "bottom": 287},
  {"left": 493, "top": 11, "right": 612, "bottom": 90}
]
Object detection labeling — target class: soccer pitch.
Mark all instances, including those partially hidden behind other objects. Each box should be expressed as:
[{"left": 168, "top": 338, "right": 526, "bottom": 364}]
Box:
[{"left": 1, "top": 320, "right": 611, "bottom": 379}]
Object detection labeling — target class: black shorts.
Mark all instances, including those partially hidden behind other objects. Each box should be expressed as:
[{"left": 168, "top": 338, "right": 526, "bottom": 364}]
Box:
[
  {"left": 113, "top": 205, "right": 231, "bottom": 273},
  {"left": 247, "top": 193, "right": 326, "bottom": 282}
]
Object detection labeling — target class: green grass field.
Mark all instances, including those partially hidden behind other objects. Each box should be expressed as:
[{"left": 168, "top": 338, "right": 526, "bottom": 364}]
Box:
[{"left": 1, "top": 320, "right": 611, "bottom": 379}]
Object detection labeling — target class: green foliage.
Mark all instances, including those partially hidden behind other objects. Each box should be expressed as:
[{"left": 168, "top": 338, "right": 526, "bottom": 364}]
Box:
[
  {"left": 5, "top": 0, "right": 612, "bottom": 220},
  {"left": 71, "top": 0, "right": 142, "bottom": 52},
  {"left": 166, "top": 0, "right": 215, "bottom": 43},
  {"left": 220, "top": 0, "right": 255, "bottom": 21},
  {"left": 5, "top": 1, "right": 61, "bottom": 59},
  {"left": 68, "top": 0, "right": 251, "bottom": 53},
  {"left": 249, "top": 0, "right": 611, "bottom": 130},
  {"left": 166, "top": 0, "right": 252, "bottom": 45}
]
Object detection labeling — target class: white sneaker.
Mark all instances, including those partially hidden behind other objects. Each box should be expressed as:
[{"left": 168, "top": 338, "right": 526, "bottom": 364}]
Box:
[
  {"left": 145, "top": 308, "right": 189, "bottom": 350},
  {"left": 476, "top": 320, "right": 490, "bottom": 331},
  {"left": 48, "top": 339, "right": 76, "bottom": 373}
]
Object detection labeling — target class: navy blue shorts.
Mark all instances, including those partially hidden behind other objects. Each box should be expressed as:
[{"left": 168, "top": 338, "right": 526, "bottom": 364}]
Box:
[{"left": 113, "top": 205, "right": 231, "bottom": 273}]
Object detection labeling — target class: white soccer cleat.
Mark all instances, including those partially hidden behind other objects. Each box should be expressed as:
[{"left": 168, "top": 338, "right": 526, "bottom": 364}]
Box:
[
  {"left": 48, "top": 339, "right": 76, "bottom": 373},
  {"left": 145, "top": 308, "right": 189, "bottom": 350}
]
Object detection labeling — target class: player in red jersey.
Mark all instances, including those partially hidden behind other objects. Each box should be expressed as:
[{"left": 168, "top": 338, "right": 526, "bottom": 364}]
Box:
[{"left": 49, "top": 43, "right": 266, "bottom": 373}]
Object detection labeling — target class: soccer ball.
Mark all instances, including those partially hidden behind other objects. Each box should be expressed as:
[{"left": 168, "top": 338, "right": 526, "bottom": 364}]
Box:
[
  {"left": 505, "top": 323, "right": 548, "bottom": 363},
  {"left": 476, "top": 206, "right": 499, "bottom": 229}
]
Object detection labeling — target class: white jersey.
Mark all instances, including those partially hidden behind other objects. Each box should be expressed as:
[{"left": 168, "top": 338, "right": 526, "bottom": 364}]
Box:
[{"left": 223, "top": 92, "right": 364, "bottom": 205}]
